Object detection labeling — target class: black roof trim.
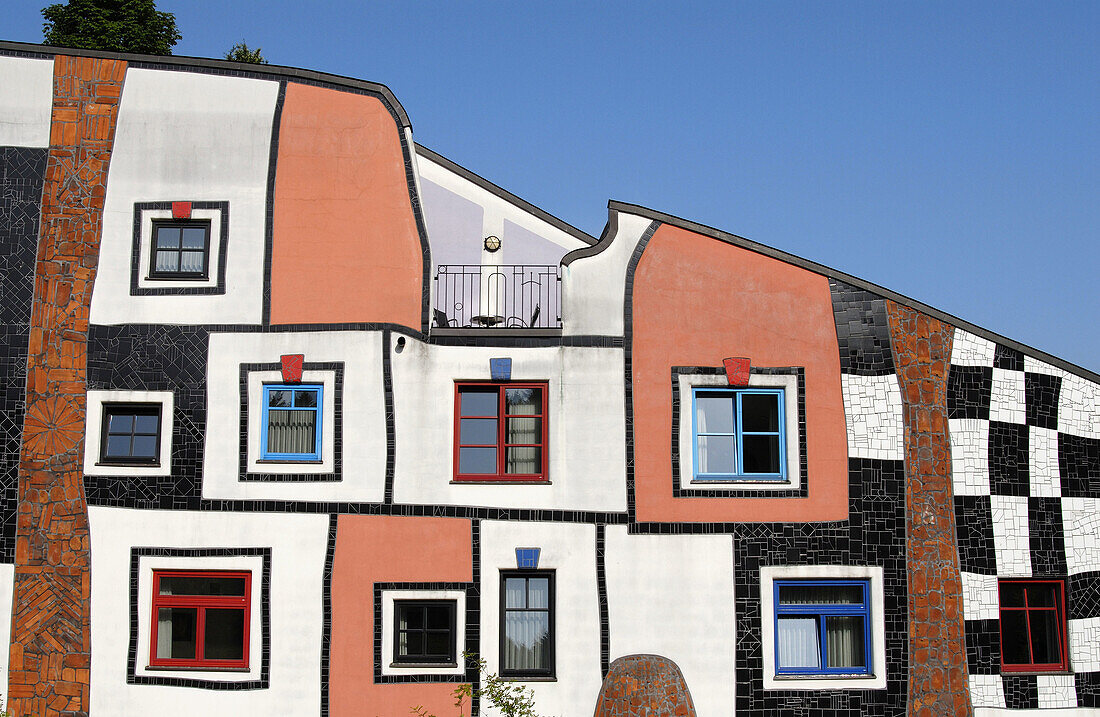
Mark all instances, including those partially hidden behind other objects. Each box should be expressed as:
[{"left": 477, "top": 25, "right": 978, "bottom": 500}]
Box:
[
  {"left": 608, "top": 200, "right": 1100, "bottom": 384},
  {"left": 415, "top": 143, "right": 596, "bottom": 246},
  {"left": 0, "top": 39, "right": 411, "bottom": 128},
  {"left": 561, "top": 209, "right": 617, "bottom": 266}
]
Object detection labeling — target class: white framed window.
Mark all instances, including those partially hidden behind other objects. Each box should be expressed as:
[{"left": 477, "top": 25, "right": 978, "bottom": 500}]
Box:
[
  {"left": 760, "top": 565, "right": 887, "bottom": 690},
  {"left": 245, "top": 369, "right": 336, "bottom": 475},
  {"left": 131, "top": 203, "right": 227, "bottom": 293},
  {"left": 84, "top": 390, "right": 174, "bottom": 477},
  {"left": 380, "top": 589, "right": 466, "bottom": 677},
  {"left": 676, "top": 371, "right": 801, "bottom": 491}
]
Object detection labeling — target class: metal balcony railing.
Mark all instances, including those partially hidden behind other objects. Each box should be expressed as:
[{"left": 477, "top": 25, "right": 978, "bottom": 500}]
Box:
[{"left": 433, "top": 264, "right": 561, "bottom": 329}]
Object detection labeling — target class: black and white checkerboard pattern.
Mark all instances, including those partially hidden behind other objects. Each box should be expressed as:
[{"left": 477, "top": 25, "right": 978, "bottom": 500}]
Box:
[{"left": 949, "top": 329, "right": 1100, "bottom": 709}]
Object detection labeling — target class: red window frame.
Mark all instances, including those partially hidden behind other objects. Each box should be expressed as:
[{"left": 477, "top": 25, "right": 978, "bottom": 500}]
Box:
[
  {"left": 453, "top": 382, "right": 548, "bottom": 482},
  {"left": 149, "top": 570, "right": 251, "bottom": 670},
  {"left": 998, "top": 578, "right": 1068, "bottom": 673}
]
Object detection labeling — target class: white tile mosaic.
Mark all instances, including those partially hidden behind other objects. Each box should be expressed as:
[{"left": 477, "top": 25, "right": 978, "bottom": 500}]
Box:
[
  {"left": 1029, "top": 426, "right": 1061, "bottom": 498},
  {"left": 990, "top": 494, "right": 1031, "bottom": 576},
  {"left": 1036, "top": 674, "right": 1077, "bottom": 709},
  {"left": 968, "top": 673, "right": 1006, "bottom": 708},
  {"left": 1061, "top": 497, "right": 1100, "bottom": 575},
  {"left": 949, "top": 418, "right": 991, "bottom": 496},
  {"left": 1070, "top": 616, "right": 1100, "bottom": 674},
  {"left": 1059, "top": 373, "right": 1100, "bottom": 440},
  {"left": 989, "top": 368, "right": 1026, "bottom": 425},
  {"left": 961, "top": 571, "right": 999, "bottom": 621},
  {"left": 951, "top": 330, "right": 997, "bottom": 367},
  {"left": 841, "top": 373, "right": 904, "bottom": 461}
]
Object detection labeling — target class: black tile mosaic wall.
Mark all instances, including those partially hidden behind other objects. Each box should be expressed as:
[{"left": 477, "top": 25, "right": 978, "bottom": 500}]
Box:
[
  {"left": 993, "top": 344, "right": 1025, "bottom": 372},
  {"left": 1028, "top": 497, "right": 1068, "bottom": 576},
  {"left": 827, "top": 279, "right": 895, "bottom": 376},
  {"left": 1060, "top": 432, "right": 1100, "bottom": 498},
  {"left": 954, "top": 496, "right": 997, "bottom": 574},
  {"left": 988, "top": 421, "right": 1029, "bottom": 496},
  {"left": 729, "top": 458, "right": 908, "bottom": 717},
  {"left": 1068, "top": 571, "right": 1100, "bottom": 621},
  {"left": 0, "top": 146, "right": 47, "bottom": 563},
  {"left": 1025, "top": 372, "right": 1061, "bottom": 430},
  {"left": 963, "top": 618, "right": 1000, "bottom": 675},
  {"left": 1001, "top": 675, "right": 1039, "bottom": 710},
  {"left": 947, "top": 365, "right": 994, "bottom": 419}
]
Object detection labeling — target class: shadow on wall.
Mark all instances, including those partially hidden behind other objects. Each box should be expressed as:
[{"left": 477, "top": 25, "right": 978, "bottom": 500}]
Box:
[{"left": 593, "top": 654, "right": 697, "bottom": 717}]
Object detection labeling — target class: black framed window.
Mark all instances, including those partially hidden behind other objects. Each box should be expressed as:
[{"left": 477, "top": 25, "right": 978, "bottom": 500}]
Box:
[
  {"left": 150, "top": 220, "right": 210, "bottom": 279},
  {"left": 101, "top": 404, "right": 161, "bottom": 465},
  {"left": 500, "top": 571, "right": 553, "bottom": 677},
  {"left": 393, "top": 600, "right": 457, "bottom": 665}
]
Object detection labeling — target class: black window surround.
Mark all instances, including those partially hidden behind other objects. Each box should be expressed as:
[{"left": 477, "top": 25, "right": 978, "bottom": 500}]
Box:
[
  {"left": 499, "top": 570, "right": 555, "bottom": 679},
  {"left": 99, "top": 403, "right": 162, "bottom": 466},
  {"left": 148, "top": 219, "right": 211, "bottom": 280},
  {"left": 392, "top": 600, "right": 458, "bottom": 666},
  {"left": 130, "top": 201, "right": 230, "bottom": 296}
]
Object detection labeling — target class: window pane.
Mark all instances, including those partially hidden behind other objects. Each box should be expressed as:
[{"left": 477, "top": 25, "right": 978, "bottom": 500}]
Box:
[
  {"left": 131, "top": 435, "right": 157, "bottom": 458},
  {"left": 505, "top": 387, "right": 540, "bottom": 414},
  {"left": 1029, "top": 610, "right": 1062, "bottom": 664},
  {"left": 459, "top": 447, "right": 497, "bottom": 474},
  {"left": 778, "top": 584, "right": 864, "bottom": 605},
  {"left": 293, "top": 390, "right": 318, "bottom": 408},
  {"left": 181, "top": 227, "right": 206, "bottom": 249},
  {"left": 400, "top": 631, "right": 424, "bottom": 658},
  {"left": 825, "top": 615, "right": 866, "bottom": 668},
  {"left": 156, "top": 607, "right": 196, "bottom": 659},
  {"left": 777, "top": 616, "right": 820, "bottom": 669},
  {"left": 105, "top": 435, "right": 132, "bottom": 457},
  {"left": 506, "top": 416, "right": 541, "bottom": 444},
  {"left": 155, "top": 249, "right": 179, "bottom": 273},
  {"left": 504, "top": 578, "right": 527, "bottom": 608},
  {"left": 527, "top": 578, "right": 549, "bottom": 609},
  {"left": 460, "top": 390, "right": 498, "bottom": 417},
  {"left": 179, "top": 250, "right": 205, "bottom": 273},
  {"left": 504, "top": 611, "right": 549, "bottom": 671},
  {"left": 155, "top": 226, "right": 181, "bottom": 249},
  {"left": 266, "top": 409, "right": 317, "bottom": 455},
  {"left": 203, "top": 608, "right": 245, "bottom": 660},
  {"left": 159, "top": 575, "right": 246, "bottom": 596},
  {"left": 695, "top": 394, "right": 734, "bottom": 434},
  {"left": 741, "top": 393, "right": 780, "bottom": 432},
  {"left": 697, "top": 435, "right": 736, "bottom": 474},
  {"left": 1000, "top": 610, "right": 1030, "bottom": 664},
  {"left": 401, "top": 606, "right": 424, "bottom": 629},
  {"left": 1027, "top": 585, "right": 1057, "bottom": 608},
  {"left": 1000, "top": 583, "right": 1026, "bottom": 607},
  {"left": 742, "top": 435, "right": 781, "bottom": 474},
  {"left": 134, "top": 414, "right": 159, "bottom": 434},
  {"left": 425, "top": 631, "right": 451, "bottom": 658},
  {"left": 505, "top": 446, "right": 541, "bottom": 474},
  {"left": 426, "top": 605, "right": 451, "bottom": 630},
  {"left": 267, "top": 389, "right": 292, "bottom": 408},
  {"left": 460, "top": 418, "right": 497, "bottom": 445},
  {"left": 107, "top": 413, "right": 134, "bottom": 434}
]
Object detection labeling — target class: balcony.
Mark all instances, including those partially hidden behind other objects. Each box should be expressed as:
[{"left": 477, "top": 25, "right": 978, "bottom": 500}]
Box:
[{"left": 433, "top": 264, "right": 561, "bottom": 330}]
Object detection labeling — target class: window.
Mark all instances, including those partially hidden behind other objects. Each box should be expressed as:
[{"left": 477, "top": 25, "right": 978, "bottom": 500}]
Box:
[
  {"left": 692, "top": 387, "right": 786, "bottom": 481},
  {"left": 149, "top": 570, "right": 250, "bottom": 670},
  {"left": 999, "top": 579, "right": 1067, "bottom": 672},
  {"left": 393, "top": 600, "right": 457, "bottom": 665},
  {"left": 773, "top": 580, "right": 872, "bottom": 677},
  {"left": 100, "top": 404, "right": 161, "bottom": 465},
  {"left": 455, "top": 383, "right": 547, "bottom": 481},
  {"left": 500, "top": 571, "right": 553, "bottom": 677},
  {"left": 261, "top": 384, "right": 322, "bottom": 461},
  {"left": 149, "top": 220, "right": 210, "bottom": 279}
]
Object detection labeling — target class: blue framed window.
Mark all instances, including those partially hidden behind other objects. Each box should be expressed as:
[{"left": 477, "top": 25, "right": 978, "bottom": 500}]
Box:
[
  {"left": 261, "top": 384, "right": 322, "bottom": 461},
  {"left": 692, "top": 387, "right": 785, "bottom": 481},
  {"left": 774, "top": 580, "right": 872, "bottom": 676}
]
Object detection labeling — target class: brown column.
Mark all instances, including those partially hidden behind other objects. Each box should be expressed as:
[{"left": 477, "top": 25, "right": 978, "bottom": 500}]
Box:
[
  {"left": 886, "top": 301, "right": 972, "bottom": 717},
  {"left": 8, "top": 55, "right": 126, "bottom": 717}
]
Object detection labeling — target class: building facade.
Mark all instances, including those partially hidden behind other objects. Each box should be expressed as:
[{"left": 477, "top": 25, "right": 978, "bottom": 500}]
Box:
[{"left": 0, "top": 41, "right": 1098, "bottom": 717}]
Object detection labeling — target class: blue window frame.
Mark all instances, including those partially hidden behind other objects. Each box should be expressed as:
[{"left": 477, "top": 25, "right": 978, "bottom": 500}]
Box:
[
  {"left": 261, "top": 384, "right": 322, "bottom": 461},
  {"left": 773, "top": 580, "right": 872, "bottom": 676},
  {"left": 691, "top": 387, "right": 786, "bottom": 481}
]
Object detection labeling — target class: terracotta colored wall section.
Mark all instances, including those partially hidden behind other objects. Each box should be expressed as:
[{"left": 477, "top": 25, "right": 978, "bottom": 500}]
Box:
[
  {"left": 8, "top": 55, "right": 126, "bottom": 717},
  {"left": 593, "top": 654, "right": 697, "bottom": 717},
  {"left": 631, "top": 224, "right": 849, "bottom": 523},
  {"left": 270, "top": 83, "right": 424, "bottom": 327},
  {"left": 886, "top": 302, "right": 971, "bottom": 717},
  {"left": 329, "top": 515, "right": 472, "bottom": 716}
]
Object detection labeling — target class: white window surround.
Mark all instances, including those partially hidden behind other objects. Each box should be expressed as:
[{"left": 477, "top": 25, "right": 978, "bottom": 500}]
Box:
[
  {"left": 134, "top": 553, "right": 264, "bottom": 683},
  {"left": 760, "top": 565, "right": 887, "bottom": 690},
  {"left": 246, "top": 369, "right": 336, "bottom": 474},
  {"left": 84, "top": 390, "right": 174, "bottom": 477},
  {"left": 677, "top": 372, "right": 801, "bottom": 491},
  {"left": 381, "top": 589, "right": 467, "bottom": 677},
  {"left": 135, "top": 206, "right": 224, "bottom": 290}
]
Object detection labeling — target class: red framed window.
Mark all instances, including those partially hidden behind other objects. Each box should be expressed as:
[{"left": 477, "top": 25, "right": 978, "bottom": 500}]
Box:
[
  {"left": 999, "top": 579, "right": 1068, "bottom": 672},
  {"left": 454, "top": 382, "right": 548, "bottom": 481},
  {"left": 150, "top": 570, "right": 251, "bottom": 670}
]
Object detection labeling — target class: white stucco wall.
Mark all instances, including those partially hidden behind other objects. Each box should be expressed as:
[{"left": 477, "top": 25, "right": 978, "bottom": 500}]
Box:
[
  {"left": 604, "top": 526, "right": 736, "bottom": 717},
  {"left": 91, "top": 68, "right": 277, "bottom": 325},
  {"left": 479, "top": 520, "right": 601, "bottom": 717},
  {"left": 87, "top": 507, "right": 329, "bottom": 717},
  {"left": 0, "top": 56, "right": 53, "bottom": 148},
  {"left": 0, "top": 562, "right": 12, "bottom": 694},
  {"left": 560, "top": 211, "right": 653, "bottom": 336},
  {"left": 204, "top": 331, "right": 387, "bottom": 502},
  {"left": 390, "top": 338, "right": 626, "bottom": 511}
]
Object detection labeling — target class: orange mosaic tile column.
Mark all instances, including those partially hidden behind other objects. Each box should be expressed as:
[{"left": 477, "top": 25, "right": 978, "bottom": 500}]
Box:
[
  {"left": 886, "top": 302, "right": 972, "bottom": 717},
  {"left": 8, "top": 55, "right": 126, "bottom": 717}
]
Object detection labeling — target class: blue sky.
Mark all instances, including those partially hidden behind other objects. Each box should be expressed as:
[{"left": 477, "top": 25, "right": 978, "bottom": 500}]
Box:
[{"left": 7, "top": 1, "right": 1099, "bottom": 370}]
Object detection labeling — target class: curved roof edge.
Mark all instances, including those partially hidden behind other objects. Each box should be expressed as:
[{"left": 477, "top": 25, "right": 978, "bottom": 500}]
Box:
[
  {"left": 561, "top": 209, "right": 616, "bottom": 266},
  {"left": 0, "top": 39, "right": 412, "bottom": 128},
  {"left": 414, "top": 143, "right": 596, "bottom": 246},
  {"left": 608, "top": 199, "right": 1100, "bottom": 384}
]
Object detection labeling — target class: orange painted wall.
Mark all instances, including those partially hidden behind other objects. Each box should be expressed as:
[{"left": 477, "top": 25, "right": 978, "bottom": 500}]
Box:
[
  {"left": 329, "top": 515, "right": 472, "bottom": 717},
  {"left": 632, "top": 224, "right": 849, "bottom": 522},
  {"left": 270, "top": 83, "right": 424, "bottom": 327}
]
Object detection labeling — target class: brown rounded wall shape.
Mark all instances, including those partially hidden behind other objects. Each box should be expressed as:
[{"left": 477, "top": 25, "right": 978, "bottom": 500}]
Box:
[
  {"left": 593, "top": 654, "right": 697, "bottom": 717},
  {"left": 269, "top": 82, "right": 425, "bottom": 327}
]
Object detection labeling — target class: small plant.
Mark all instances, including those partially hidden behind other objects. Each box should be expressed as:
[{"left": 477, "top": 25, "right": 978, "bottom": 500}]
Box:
[{"left": 408, "top": 655, "right": 544, "bottom": 717}]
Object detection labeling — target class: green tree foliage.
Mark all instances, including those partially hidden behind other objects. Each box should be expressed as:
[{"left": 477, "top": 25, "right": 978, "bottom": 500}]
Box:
[
  {"left": 225, "top": 41, "right": 267, "bottom": 65},
  {"left": 42, "top": 0, "right": 181, "bottom": 55}
]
